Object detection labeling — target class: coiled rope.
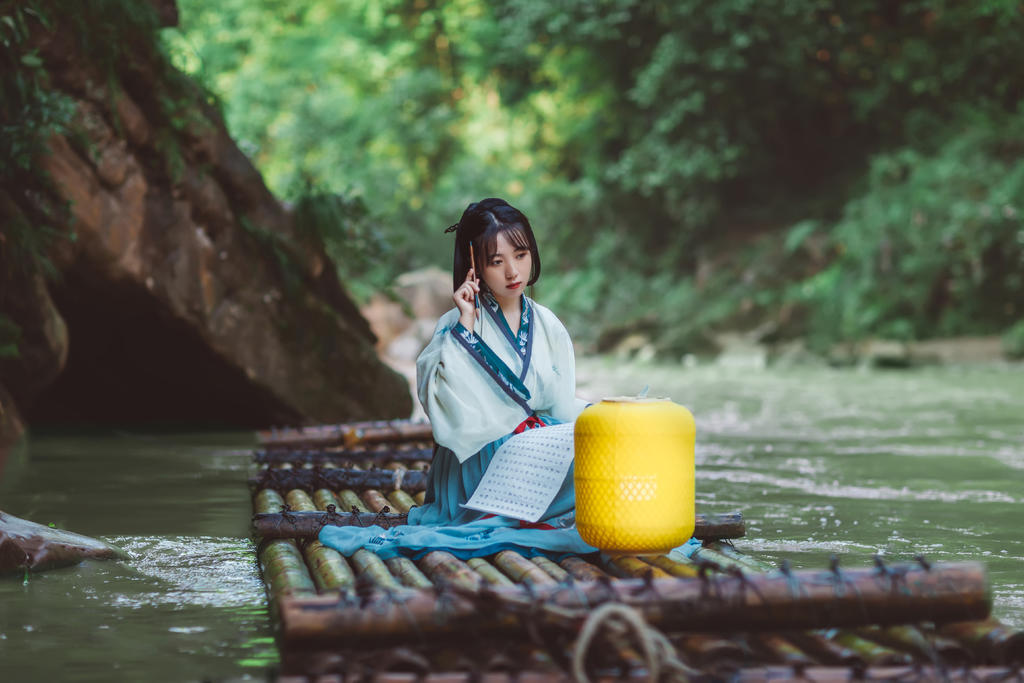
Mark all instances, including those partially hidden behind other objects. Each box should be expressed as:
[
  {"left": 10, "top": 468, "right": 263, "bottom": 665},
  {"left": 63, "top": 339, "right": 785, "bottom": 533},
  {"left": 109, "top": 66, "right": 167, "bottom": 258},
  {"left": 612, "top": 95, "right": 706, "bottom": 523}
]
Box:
[{"left": 570, "top": 602, "right": 699, "bottom": 682}]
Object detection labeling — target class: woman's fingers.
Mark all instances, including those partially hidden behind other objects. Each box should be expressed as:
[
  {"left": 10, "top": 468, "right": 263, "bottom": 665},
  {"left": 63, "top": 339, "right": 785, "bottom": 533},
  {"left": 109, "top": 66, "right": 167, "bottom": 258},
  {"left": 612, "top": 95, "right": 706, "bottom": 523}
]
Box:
[
  {"left": 465, "top": 268, "right": 480, "bottom": 291},
  {"left": 453, "top": 267, "right": 480, "bottom": 313},
  {"left": 453, "top": 281, "right": 477, "bottom": 312},
  {"left": 460, "top": 270, "right": 480, "bottom": 294}
]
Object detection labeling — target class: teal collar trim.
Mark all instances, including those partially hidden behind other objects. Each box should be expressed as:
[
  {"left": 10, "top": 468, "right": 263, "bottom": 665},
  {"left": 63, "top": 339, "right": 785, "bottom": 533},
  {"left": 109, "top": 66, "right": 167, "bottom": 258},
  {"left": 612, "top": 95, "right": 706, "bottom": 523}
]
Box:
[
  {"left": 451, "top": 322, "right": 531, "bottom": 413},
  {"left": 481, "top": 291, "right": 533, "bottom": 380}
]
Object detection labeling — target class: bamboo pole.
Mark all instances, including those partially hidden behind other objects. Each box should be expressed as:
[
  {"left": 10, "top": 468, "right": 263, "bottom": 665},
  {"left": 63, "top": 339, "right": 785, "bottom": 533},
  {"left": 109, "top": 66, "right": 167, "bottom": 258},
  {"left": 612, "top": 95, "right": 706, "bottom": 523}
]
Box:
[
  {"left": 530, "top": 556, "right": 570, "bottom": 582},
  {"left": 642, "top": 554, "right": 699, "bottom": 578},
  {"left": 492, "top": 550, "right": 558, "bottom": 586},
  {"left": 349, "top": 549, "right": 401, "bottom": 590},
  {"left": 413, "top": 491, "right": 427, "bottom": 505},
  {"left": 686, "top": 544, "right": 757, "bottom": 573},
  {"left": 285, "top": 489, "right": 317, "bottom": 512},
  {"left": 360, "top": 489, "right": 391, "bottom": 513},
  {"left": 252, "top": 510, "right": 409, "bottom": 538},
  {"left": 938, "top": 619, "right": 1024, "bottom": 665},
  {"left": 676, "top": 634, "right": 750, "bottom": 672},
  {"left": 342, "top": 421, "right": 435, "bottom": 447},
  {"left": 466, "top": 557, "right": 515, "bottom": 587},
  {"left": 250, "top": 444, "right": 434, "bottom": 467},
  {"left": 418, "top": 551, "right": 482, "bottom": 592},
  {"left": 254, "top": 488, "right": 286, "bottom": 513},
  {"left": 260, "top": 539, "right": 317, "bottom": 605},
  {"left": 783, "top": 631, "right": 863, "bottom": 666},
  {"left": 558, "top": 556, "right": 611, "bottom": 582},
  {"left": 384, "top": 557, "right": 434, "bottom": 589},
  {"left": 605, "top": 555, "right": 673, "bottom": 580},
  {"left": 312, "top": 489, "right": 339, "bottom": 511},
  {"left": 257, "top": 419, "right": 433, "bottom": 450},
  {"left": 257, "top": 423, "right": 356, "bottom": 449},
  {"left": 386, "top": 490, "right": 418, "bottom": 514},
  {"left": 303, "top": 540, "right": 356, "bottom": 594},
  {"left": 747, "top": 634, "right": 814, "bottom": 667},
  {"left": 830, "top": 630, "right": 914, "bottom": 666},
  {"left": 250, "top": 468, "right": 430, "bottom": 493},
  {"left": 337, "top": 489, "right": 371, "bottom": 513},
  {"left": 278, "top": 562, "right": 991, "bottom": 644},
  {"left": 854, "top": 625, "right": 971, "bottom": 666}
]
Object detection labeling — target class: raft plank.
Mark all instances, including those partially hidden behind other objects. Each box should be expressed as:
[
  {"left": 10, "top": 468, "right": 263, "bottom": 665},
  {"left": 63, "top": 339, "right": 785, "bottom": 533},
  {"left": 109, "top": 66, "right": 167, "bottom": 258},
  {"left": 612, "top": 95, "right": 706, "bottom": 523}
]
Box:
[
  {"left": 253, "top": 445, "right": 436, "bottom": 467},
  {"left": 279, "top": 668, "right": 1024, "bottom": 683},
  {"left": 277, "top": 562, "right": 990, "bottom": 645},
  {"left": 258, "top": 420, "right": 433, "bottom": 450},
  {"left": 250, "top": 467, "right": 430, "bottom": 493},
  {"left": 253, "top": 510, "right": 410, "bottom": 536}
]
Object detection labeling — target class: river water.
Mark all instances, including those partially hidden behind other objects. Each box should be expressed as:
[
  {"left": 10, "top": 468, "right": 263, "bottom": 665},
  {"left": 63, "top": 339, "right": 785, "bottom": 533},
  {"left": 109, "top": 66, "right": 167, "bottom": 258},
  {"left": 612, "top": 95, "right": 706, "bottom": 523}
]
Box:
[{"left": 1, "top": 361, "right": 1021, "bottom": 681}]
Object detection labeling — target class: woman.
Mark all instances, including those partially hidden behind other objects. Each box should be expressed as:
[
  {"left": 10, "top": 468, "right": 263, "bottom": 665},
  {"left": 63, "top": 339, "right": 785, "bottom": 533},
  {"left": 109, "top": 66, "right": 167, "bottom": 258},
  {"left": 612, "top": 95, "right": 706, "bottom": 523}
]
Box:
[
  {"left": 410, "top": 198, "right": 588, "bottom": 525},
  {"left": 318, "top": 199, "right": 594, "bottom": 559}
]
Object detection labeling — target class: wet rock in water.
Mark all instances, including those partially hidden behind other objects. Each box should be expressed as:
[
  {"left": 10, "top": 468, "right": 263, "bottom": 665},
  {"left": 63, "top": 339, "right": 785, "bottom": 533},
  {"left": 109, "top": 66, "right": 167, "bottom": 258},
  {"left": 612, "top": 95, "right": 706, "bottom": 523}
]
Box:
[
  {"left": 908, "top": 336, "right": 1006, "bottom": 365},
  {"left": 829, "top": 339, "right": 911, "bottom": 368},
  {"left": 0, "top": 510, "right": 128, "bottom": 574},
  {"left": 862, "top": 339, "right": 912, "bottom": 368},
  {"left": 712, "top": 332, "right": 768, "bottom": 369}
]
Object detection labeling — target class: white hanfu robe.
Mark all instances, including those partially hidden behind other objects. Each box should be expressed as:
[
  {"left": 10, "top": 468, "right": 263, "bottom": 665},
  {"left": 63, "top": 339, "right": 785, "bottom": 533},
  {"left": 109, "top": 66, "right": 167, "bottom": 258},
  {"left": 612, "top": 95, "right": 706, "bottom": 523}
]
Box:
[{"left": 409, "top": 293, "right": 587, "bottom": 525}]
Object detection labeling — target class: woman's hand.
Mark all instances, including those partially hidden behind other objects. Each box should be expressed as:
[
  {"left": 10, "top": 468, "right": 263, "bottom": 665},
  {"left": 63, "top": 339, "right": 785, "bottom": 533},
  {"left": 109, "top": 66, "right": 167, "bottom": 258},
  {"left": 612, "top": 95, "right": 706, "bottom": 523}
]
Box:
[{"left": 454, "top": 268, "right": 480, "bottom": 330}]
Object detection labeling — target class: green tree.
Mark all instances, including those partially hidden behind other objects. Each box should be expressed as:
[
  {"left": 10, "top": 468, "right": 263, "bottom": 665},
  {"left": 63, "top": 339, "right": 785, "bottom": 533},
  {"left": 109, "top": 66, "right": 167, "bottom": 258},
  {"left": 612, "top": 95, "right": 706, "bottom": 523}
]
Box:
[{"left": 165, "top": 0, "right": 1024, "bottom": 346}]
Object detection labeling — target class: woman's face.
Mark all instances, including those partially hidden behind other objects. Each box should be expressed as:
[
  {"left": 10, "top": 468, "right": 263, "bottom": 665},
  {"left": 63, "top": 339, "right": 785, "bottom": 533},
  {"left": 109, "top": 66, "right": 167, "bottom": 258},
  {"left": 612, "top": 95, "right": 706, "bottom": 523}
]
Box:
[{"left": 480, "top": 231, "right": 532, "bottom": 307}]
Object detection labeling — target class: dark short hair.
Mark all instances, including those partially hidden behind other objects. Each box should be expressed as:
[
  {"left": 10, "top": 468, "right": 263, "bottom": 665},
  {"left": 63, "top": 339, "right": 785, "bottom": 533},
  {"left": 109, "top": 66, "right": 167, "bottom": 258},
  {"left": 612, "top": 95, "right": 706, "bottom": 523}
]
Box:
[{"left": 447, "top": 198, "right": 541, "bottom": 291}]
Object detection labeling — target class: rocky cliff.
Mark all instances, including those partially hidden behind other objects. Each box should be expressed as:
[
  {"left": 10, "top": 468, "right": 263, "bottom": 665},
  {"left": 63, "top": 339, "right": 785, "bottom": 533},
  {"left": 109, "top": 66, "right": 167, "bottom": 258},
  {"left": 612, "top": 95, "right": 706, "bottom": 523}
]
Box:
[{"left": 0, "top": 1, "right": 412, "bottom": 445}]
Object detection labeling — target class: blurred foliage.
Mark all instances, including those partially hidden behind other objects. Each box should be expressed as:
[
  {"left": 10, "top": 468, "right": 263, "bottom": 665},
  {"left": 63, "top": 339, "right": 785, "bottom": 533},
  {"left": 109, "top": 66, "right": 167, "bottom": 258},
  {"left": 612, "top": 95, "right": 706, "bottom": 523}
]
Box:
[
  {"left": 793, "top": 110, "right": 1024, "bottom": 348},
  {"left": 1004, "top": 320, "right": 1024, "bottom": 359},
  {"left": 1, "top": 1, "right": 73, "bottom": 278},
  {"left": 157, "top": 0, "right": 1023, "bottom": 350}
]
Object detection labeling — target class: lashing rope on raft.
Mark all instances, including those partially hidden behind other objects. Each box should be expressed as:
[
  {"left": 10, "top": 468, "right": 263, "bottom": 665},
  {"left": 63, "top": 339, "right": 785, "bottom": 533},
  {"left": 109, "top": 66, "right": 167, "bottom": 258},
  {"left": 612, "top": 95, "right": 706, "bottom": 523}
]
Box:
[{"left": 570, "top": 601, "right": 699, "bottom": 682}]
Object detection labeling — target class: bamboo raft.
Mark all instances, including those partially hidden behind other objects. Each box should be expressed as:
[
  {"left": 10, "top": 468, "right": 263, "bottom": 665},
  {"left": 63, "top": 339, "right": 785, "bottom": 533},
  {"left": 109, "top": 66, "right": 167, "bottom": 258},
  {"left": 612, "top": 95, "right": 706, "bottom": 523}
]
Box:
[{"left": 253, "top": 420, "right": 1024, "bottom": 681}]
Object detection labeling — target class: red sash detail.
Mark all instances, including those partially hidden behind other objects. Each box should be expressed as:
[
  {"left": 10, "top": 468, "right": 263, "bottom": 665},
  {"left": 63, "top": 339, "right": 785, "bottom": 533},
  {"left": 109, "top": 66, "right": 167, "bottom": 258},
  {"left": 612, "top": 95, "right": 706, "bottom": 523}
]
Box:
[
  {"left": 512, "top": 414, "right": 544, "bottom": 434},
  {"left": 517, "top": 520, "right": 557, "bottom": 530}
]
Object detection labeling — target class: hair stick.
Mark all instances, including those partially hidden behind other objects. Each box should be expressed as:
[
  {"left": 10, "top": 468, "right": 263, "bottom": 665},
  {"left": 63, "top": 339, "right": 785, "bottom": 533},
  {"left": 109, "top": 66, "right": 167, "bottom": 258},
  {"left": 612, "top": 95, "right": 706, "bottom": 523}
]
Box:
[{"left": 469, "top": 242, "right": 480, "bottom": 334}]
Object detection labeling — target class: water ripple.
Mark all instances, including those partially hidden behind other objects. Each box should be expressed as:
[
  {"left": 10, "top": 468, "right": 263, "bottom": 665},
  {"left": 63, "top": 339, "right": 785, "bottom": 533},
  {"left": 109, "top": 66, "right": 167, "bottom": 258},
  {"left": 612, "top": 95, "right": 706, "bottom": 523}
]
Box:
[
  {"left": 698, "top": 470, "right": 1019, "bottom": 503},
  {"left": 107, "top": 536, "right": 265, "bottom": 609}
]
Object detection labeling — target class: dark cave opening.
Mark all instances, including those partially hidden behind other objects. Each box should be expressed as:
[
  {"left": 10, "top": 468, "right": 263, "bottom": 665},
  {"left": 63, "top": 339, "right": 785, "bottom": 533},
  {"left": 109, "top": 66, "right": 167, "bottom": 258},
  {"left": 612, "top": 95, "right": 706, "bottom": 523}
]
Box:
[{"left": 28, "top": 266, "right": 300, "bottom": 429}]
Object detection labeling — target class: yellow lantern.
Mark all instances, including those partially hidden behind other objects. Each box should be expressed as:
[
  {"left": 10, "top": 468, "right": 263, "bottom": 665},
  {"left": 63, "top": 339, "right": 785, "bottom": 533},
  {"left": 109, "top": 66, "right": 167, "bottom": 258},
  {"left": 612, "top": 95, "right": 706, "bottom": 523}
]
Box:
[{"left": 574, "top": 398, "right": 695, "bottom": 554}]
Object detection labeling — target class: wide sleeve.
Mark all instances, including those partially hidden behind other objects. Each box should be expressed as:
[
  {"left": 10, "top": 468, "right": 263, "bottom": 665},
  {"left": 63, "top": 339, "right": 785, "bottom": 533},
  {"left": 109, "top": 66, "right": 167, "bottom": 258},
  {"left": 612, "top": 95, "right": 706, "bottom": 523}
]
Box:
[
  {"left": 544, "top": 314, "right": 589, "bottom": 423},
  {"left": 415, "top": 311, "right": 524, "bottom": 462}
]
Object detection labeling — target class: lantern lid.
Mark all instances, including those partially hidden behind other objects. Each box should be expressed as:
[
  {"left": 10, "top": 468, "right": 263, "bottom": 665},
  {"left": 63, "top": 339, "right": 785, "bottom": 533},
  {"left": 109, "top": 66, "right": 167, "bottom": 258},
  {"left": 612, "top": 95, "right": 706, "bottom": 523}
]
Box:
[{"left": 600, "top": 396, "right": 671, "bottom": 403}]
